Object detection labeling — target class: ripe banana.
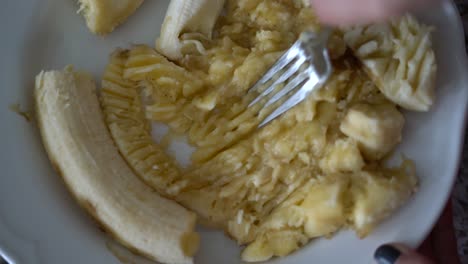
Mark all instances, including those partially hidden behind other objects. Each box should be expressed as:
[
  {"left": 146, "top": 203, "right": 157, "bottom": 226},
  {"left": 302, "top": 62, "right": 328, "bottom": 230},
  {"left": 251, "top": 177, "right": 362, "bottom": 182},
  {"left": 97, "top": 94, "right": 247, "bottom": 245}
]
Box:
[
  {"left": 340, "top": 103, "right": 404, "bottom": 160},
  {"left": 350, "top": 161, "right": 418, "bottom": 237},
  {"left": 156, "top": 0, "right": 226, "bottom": 60},
  {"left": 78, "top": 0, "right": 144, "bottom": 34},
  {"left": 343, "top": 14, "right": 437, "bottom": 111},
  {"left": 34, "top": 66, "right": 199, "bottom": 264},
  {"left": 100, "top": 49, "right": 186, "bottom": 197}
]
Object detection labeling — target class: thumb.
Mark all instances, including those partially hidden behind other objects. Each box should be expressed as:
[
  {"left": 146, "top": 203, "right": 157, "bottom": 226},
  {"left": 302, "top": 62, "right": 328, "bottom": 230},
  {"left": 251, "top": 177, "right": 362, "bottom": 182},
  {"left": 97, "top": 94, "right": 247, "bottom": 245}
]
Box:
[{"left": 374, "top": 244, "right": 435, "bottom": 264}]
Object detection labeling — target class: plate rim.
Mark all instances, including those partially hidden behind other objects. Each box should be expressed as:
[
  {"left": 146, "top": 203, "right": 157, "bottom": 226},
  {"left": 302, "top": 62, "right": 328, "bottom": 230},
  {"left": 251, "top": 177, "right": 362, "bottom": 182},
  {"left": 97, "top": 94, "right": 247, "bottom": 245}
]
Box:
[{"left": 0, "top": 1, "right": 467, "bottom": 263}]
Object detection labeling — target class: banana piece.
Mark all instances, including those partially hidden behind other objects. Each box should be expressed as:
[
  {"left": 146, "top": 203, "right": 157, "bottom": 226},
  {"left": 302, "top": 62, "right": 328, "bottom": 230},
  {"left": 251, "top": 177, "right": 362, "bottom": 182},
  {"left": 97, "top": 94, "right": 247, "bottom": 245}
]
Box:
[
  {"left": 242, "top": 176, "right": 349, "bottom": 262},
  {"left": 78, "top": 0, "right": 144, "bottom": 34},
  {"left": 100, "top": 49, "right": 188, "bottom": 196},
  {"left": 350, "top": 161, "right": 418, "bottom": 237},
  {"left": 343, "top": 14, "right": 437, "bottom": 111},
  {"left": 319, "top": 138, "right": 365, "bottom": 174},
  {"left": 34, "top": 66, "right": 198, "bottom": 264},
  {"left": 156, "top": 0, "right": 226, "bottom": 60},
  {"left": 340, "top": 103, "right": 405, "bottom": 160}
]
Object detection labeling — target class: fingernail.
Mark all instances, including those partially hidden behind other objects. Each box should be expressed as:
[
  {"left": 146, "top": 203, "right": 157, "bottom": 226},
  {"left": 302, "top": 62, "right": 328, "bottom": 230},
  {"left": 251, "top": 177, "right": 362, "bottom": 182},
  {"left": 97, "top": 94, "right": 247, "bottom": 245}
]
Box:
[{"left": 374, "top": 244, "right": 402, "bottom": 264}]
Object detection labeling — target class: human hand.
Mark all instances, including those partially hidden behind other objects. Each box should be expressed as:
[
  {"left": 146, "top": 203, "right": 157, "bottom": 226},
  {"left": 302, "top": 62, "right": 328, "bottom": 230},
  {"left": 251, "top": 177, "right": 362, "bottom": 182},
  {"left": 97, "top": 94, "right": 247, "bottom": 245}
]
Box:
[
  {"left": 374, "top": 244, "right": 435, "bottom": 264},
  {"left": 374, "top": 203, "right": 460, "bottom": 264},
  {"left": 309, "top": 0, "right": 441, "bottom": 25}
]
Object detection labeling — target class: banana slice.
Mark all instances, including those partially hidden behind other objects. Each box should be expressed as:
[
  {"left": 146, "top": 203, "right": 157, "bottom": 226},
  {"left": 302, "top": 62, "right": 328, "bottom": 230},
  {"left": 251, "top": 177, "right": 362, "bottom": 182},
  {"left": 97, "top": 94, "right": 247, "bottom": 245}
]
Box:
[
  {"left": 340, "top": 103, "right": 405, "bottom": 160},
  {"left": 242, "top": 176, "right": 349, "bottom": 262},
  {"left": 35, "top": 66, "right": 198, "bottom": 264},
  {"left": 343, "top": 14, "right": 437, "bottom": 111},
  {"left": 78, "top": 0, "right": 144, "bottom": 34},
  {"left": 319, "top": 138, "right": 365, "bottom": 173},
  {"left": 156, "top": 0, "right": 226, "bottom": 59},
  {"left": 350, "top": 161, "right": 418, "bottom": 237}
]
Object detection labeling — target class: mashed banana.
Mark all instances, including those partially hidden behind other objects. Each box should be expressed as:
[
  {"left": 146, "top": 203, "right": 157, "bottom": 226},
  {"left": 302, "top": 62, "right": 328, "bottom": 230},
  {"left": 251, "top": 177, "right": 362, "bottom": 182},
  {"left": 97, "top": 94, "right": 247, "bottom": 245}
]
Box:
[{"left": 100, "top": 0, "right": 427, "bottom": 261}]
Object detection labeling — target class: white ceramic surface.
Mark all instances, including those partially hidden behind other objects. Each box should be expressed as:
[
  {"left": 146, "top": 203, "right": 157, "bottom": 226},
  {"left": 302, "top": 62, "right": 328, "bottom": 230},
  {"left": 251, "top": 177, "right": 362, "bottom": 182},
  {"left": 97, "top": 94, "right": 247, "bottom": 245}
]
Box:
[{"left": 0, "top": 1, "right": 467, "bottom": 263}]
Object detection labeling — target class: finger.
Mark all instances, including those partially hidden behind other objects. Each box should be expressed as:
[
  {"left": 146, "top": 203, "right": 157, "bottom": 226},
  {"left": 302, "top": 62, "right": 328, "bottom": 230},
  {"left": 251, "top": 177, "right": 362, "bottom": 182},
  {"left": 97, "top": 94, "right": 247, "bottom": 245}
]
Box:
[
  {"left": 417, "top": 234, "right": 436, "bottom": 261},
  {"left": 431, "top": 202, "right": 460, "bottom": 264},
  {"left": 309, "top": 0, "right": 441, "bottom": 26},
  {"left": 374, "top": 244, "right": 435, "bottom": 264},
  {"left": 309, "top": 0, "right": 392, "bottom": 25}
]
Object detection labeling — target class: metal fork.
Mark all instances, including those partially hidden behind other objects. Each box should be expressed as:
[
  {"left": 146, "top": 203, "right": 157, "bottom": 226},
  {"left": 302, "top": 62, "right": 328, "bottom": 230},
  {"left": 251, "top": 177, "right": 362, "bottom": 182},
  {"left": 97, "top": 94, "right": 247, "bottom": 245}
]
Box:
[{"left": 247, "top": 28, "right": 333, "bottom": 128}]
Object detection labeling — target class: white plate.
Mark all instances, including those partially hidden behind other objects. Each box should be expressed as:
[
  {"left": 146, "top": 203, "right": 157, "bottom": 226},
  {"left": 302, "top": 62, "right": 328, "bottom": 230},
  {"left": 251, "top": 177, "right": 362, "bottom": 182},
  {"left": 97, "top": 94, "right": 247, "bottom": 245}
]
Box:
[{"left": 0, "top": 1, "right": 467, "bottom": 263}]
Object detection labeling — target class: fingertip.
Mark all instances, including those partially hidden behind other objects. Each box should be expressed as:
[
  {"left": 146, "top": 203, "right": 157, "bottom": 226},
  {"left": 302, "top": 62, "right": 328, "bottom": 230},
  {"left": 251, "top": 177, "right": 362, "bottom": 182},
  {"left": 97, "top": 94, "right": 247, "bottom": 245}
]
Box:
[
  {"left": 307, "top": 0, "right": 392, "bottom": 26},
  {"left": 374, "top": 244, "right": 402, "bottom": 264},
  {"left": 374, "top": 244, "right": 435, "bottom": 264}
]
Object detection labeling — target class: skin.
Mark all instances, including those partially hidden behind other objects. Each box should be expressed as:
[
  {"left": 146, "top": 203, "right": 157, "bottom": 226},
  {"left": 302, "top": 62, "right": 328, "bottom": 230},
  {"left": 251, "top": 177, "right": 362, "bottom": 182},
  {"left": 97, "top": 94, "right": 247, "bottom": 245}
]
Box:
[
  {"left": 309, "top": 0, "right": 442, "bottom": 25},
  {"left": 379, "top": 203, "right": 460, "bottom": 264}
]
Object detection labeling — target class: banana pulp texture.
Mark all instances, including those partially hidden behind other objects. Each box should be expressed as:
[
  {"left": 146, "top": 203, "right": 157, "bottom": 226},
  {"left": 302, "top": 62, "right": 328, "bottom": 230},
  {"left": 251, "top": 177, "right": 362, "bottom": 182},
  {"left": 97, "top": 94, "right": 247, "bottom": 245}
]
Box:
[
  {"left": 342, "top": 14, "right": 437, "bottom": 111},
  {"left": 34, "top": 67, "right": 199, "bottom": 264},
  {"left": 99, "top": 0, "right": 425, "bottom": 261},
  {"left": 78, "top": 0, "right": 144, "bottom": 34}
]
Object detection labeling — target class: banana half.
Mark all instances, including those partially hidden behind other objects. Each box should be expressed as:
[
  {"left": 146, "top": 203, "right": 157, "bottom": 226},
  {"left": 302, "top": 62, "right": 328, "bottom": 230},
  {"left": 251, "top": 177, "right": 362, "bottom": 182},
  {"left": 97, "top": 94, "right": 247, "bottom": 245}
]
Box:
[
  {"left": 78, "top": 0, "right": 144, "bottom": 34},
  {"left": 34, "top": 67, "right": 199, "bottom": 264}
]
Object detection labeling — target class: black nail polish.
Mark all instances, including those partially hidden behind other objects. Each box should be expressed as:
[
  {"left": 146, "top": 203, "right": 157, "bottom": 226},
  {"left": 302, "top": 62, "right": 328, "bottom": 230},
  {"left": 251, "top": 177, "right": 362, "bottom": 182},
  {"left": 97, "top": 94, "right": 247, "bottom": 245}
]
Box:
[{"left": 374, "top": 245, "right": 402, "bottom": 264}]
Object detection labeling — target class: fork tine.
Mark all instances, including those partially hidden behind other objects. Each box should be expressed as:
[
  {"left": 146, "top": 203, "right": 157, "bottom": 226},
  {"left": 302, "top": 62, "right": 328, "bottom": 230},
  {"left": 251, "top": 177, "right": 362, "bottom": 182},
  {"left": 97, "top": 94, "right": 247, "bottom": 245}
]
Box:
[
  {"left": 264, "top": 71, "right": 309, "bottom": 108},
  {"left": 258, "top": 77, "right": 322, "bottom": 128},
  {"left": 247, "top": 42, "right": 301, "bottom": 93},
  {"left": 250, "top": 28, "right": 333, "bottom": 128},
  {"left": 253, "top": 42, "right": 301, "bottom": 87},
  {"left": 270, "top": 56, "right": 306, "bottom": 87},
  {"left": 249, "top": 56, "right": 306, "bottom": 107}
]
